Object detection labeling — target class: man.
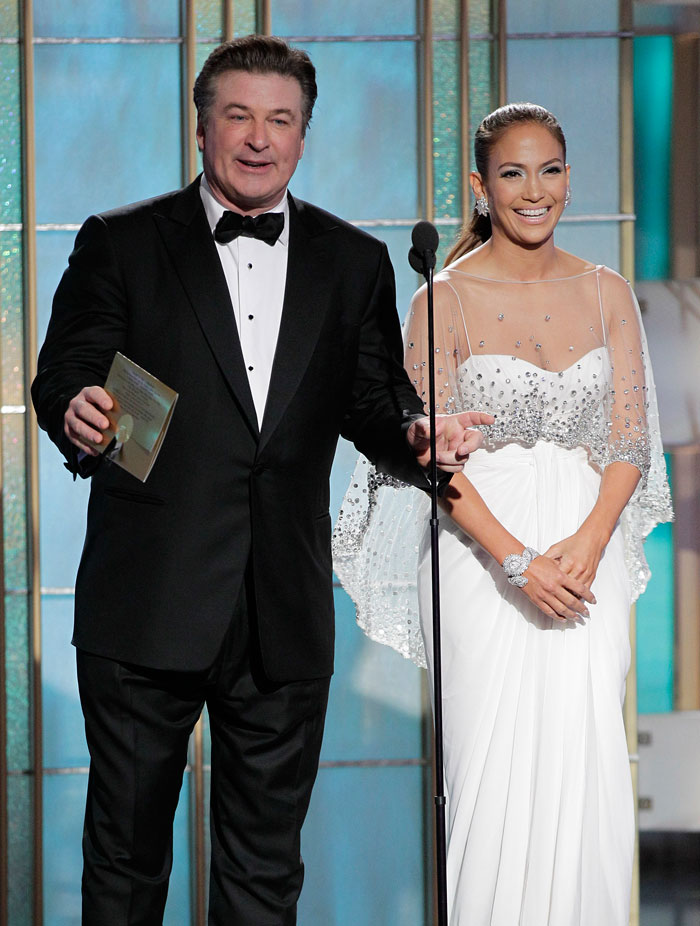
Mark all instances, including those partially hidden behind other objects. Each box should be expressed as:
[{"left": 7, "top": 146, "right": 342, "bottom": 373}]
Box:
[{"left": 32, "top": 35, "right": 489, "bottom": 925}]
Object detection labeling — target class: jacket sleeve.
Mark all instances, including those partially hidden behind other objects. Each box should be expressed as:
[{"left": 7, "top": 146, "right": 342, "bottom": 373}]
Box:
[
  {"left": 339, "top": 242, "right": 436, "bottom": 491},
  {"left": 31, "top": 214, "right": 129, "bottom": 476}
]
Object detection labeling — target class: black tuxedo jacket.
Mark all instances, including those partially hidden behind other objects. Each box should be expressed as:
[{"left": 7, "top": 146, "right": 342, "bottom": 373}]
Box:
[{"left": 32, "top": 177, "right": 430, "bottom": 682}]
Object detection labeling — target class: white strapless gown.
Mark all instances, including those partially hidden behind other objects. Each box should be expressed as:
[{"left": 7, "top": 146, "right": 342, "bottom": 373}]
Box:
[{"left": 418, "top": 354, "right": 635, "bottom": 926}]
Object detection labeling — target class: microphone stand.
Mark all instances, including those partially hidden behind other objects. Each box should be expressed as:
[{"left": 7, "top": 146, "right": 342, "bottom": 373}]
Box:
[{"left": 409, "top": 227, "right": 449, "bottom": 926}]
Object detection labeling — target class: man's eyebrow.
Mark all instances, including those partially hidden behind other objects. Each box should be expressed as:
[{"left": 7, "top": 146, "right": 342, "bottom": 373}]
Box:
[
  {"left": 496, "top": 157, "right": 563, "bottom": 170},
  {"left": 222, "top": 102, "right": 297, "bottom": 119}
]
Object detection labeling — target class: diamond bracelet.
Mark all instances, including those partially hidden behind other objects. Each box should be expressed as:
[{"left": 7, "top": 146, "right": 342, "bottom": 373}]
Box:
[{"left": 502, "top": 547, "right": 540, "bottom": 588}]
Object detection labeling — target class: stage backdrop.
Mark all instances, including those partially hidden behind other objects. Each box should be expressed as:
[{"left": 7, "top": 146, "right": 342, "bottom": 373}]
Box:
[{"left": 0, "top": 1, "right": 676, "bottom": 924}]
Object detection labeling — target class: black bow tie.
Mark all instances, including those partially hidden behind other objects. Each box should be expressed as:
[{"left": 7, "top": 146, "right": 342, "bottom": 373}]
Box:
[{"left": 214, "top": 210, "right": 284, "bottom": 246}]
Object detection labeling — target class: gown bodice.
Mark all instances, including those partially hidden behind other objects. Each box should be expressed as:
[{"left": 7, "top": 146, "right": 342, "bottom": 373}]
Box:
[{"left": 456, "top": 349, "right": 611, "bottom": 458}]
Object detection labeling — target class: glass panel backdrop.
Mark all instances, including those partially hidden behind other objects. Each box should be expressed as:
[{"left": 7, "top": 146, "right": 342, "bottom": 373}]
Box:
[{"left": 0, "top": 1, "right": 677, "bottom": 923}]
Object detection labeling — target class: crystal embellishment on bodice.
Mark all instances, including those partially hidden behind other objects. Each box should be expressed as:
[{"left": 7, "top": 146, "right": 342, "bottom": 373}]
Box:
[{"left": 456, "top": 350, "right": 650, "bottom": 480}]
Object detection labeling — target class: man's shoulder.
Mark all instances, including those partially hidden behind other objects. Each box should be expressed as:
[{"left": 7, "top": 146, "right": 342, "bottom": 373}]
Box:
[
  {"left": 94, "top": 179, "right": 200, "bottom": 228},
  {"left": 290, "top": 196, "right": 386, "bottom": 252}
]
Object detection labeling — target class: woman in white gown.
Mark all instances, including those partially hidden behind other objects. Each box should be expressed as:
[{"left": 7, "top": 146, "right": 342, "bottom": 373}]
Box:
[{"left": 333, "top": 104, "right": 672, "bottom": 925}]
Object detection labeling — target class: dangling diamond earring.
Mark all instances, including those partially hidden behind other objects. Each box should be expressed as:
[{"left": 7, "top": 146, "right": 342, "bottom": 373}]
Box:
[
  {"left": 476, "top": 195, "right": 489, "bottom": 217},
  {"left": 564, "top": 187, "right": 571, "bottom": 208}
]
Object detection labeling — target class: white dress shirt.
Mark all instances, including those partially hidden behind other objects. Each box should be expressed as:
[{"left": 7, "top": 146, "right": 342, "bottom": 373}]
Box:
[{"left": 200, "top": 175, "right": 289, "bottom": 427}]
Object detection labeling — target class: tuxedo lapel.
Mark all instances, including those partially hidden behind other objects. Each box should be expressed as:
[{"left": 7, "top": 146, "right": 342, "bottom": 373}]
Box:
[
  {"left": 153, "top": 179, "right": 259, "bottom": 439},
  {"left": 259, "top": 196, "right": 337, "bottom": 452}
]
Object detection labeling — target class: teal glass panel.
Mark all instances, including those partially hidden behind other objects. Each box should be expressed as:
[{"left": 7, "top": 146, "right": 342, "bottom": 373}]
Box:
[
  {"left": 291, "top": 42, "right": 418, "bottom": 220},
  {"left": 271, "top": 2, "right": 416, "bottom": 35},
  {"left": 0, "top": 45, "right": 21, "bottom": 222},
  {"left": 299, "top": 766, "right": 426, "bottom": 925},
  {"left": 5, "top": 593, "right": 30, "bottom": 770},
  {"left": 506, "top": 39, "right": 619, "bottom": 216},
  {"left": 41, "top": 768, "right": 191, "bottom": 922},
  {"left": 355, "top": 225, "right": 417, "bottom": 325},
  {"left": 433, "top": 40, "right": 461, "bottom": 220},
  {"left": 43, "top": 773, "right": 86, "bottom": 926},
  {"left": 322, "top": 587, "right": 423, "bottom": 762},
  {"left": 33, "top": 1, "right": 180, "bottom": 38},
  {"left": 469, "top": 40, "right": 494, "bottom": 163},
  {"left": 436, "top": 220, "right": 462, "bottom": 269},
  {"left": 196, "top": 0, "right": 223, "bottom": 40},
  {"left": 3, "top": 412, "right": 27, "bottom": 590},
  {"left": 41, "top": 771, "right": 192, "bottom": 925},
  {"left": 633, "top": 36, "right": 673, "bottom": 281},
  {"left": 163, "top": 780, "right": 192, "bottom": 926},
  {"left": 7, "top": 774, "right": 32, "bottom": 924},
  {"left": 36, "top": 231, "right": 77, "bottom": 344},
  {"left": 194, "top": 0, "right": 254, "bottom": 38},
  {"left": 41, "top": 595, "right": 86, "bottom": 768},
  {"left": 508, "top": 0, "right": 617, "bottom": 33},
  {"left": 39, "top": 433, "right": 90, "bottom": 590},
  {"left": 1, "top": 231, "right": 24, "bottom": 407},
  {"left": 233, "top": 1, "right": 256, "bottom": 37},
  {"left": 637, "top": 453, "right": 674, "bottom": 713},
  {"left": 469, "top": 0, "right": 491, "bottom": 35},
  {"left": 0, "top": 0, "right": 19, "bottom": 37},
  {"left": 196, "top": 41, "right": 219, "bottom": 85},
  {"left": 554, "top": 221, "right": 621, "bottom": 272},
  {"left": 34, "top": 44, "right": 181, "bottom": 224},
  {"left": 434, "top": 0, "right": 458, "bottom": 33}
]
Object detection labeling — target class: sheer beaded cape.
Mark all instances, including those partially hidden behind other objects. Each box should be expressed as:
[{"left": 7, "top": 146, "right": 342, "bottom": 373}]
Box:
[{"left": 332, "top": 264, "right": 673, "bottom": 668}]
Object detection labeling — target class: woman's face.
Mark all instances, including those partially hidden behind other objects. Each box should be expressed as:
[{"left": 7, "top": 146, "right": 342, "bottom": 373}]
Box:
[{"left": 471, "top": 122, "right": 570, "bottom": 249}]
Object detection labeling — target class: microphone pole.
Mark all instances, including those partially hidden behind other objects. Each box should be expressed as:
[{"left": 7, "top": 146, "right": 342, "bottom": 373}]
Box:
[{"left": 409, "top": 221, "right": 448, "bottom": 926}]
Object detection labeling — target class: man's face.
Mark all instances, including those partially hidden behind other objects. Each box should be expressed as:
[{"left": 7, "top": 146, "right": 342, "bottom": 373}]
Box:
[{"left": 197, "top": 69, "right": 306, "bottom": 215}]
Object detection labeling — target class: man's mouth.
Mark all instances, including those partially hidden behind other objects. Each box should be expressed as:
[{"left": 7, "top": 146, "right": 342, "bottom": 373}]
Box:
[{"left": 238, "top": 159, "right": 272, "bottom": 169}]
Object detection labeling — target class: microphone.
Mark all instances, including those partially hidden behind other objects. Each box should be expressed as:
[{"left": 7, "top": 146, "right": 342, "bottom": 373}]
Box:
[
  {"left": 408, "top": 220, "right": 439, "bottom": 278},
  {"left": 407, "top": 217, "right": 449, "bottom": 924}
]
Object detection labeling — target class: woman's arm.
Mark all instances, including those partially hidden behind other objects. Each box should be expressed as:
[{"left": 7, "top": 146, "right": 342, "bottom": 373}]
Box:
[{"left": 441, "top": 472, "right": 595, "bottom": 622}]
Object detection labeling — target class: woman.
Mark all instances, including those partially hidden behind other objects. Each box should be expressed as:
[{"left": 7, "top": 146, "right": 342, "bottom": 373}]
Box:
[{"left": 333, "top": 103, "right": 672, "bottom": 925}]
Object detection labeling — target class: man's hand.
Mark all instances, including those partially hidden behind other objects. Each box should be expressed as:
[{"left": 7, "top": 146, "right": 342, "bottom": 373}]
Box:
[
  {"left": 407, "top": 411, "right": 495, "bottom": 473},
  {"left": 64, "top": 386, "right": 113, "bottom": 456}
]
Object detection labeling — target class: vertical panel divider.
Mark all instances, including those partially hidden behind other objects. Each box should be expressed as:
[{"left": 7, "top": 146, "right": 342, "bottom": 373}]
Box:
[
  {"left": 183, "top": 0, "right": 199, "bottom": 186},
  {"left": 20, "top": 0, "right": 43, "bottom": 921},
  {"left": 493, "top": 0, "right": 507, "bottom": 107},
  {"left": 258, "top": 0, "right": 271, "bottom": 35},
  {"left": 0, "top": 331, "right": 7, "bottom": 926},
  {"left": 421, "top": 0, "right": 434, "bottom": 223},
  {"left": 618, "top": 4, "right": 639, "bottom": 926},
  {"left": 459, "top": 0, "right": 471, "bottom": 237},
  {"left": 182, "top": 4, "right": 207, "bottom": 924},
  {"left": 672, "top": 445, "right": 700, "bottom": 709},
  {"left": 224, "top": 0, "right": 234, "bottom": 42}
]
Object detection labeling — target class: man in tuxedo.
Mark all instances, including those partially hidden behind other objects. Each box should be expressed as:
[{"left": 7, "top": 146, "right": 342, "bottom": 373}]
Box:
[{"left": 32, "top": 35, "right": 489, "bottom": 925}]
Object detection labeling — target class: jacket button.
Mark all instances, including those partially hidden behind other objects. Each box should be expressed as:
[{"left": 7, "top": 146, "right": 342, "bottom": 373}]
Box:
[{"left": 252, "top": 463, "right": 265, "bottom": 476}]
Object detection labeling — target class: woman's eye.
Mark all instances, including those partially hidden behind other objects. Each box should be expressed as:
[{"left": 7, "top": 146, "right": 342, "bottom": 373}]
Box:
[
  {"left": 545, "top": 166, "right": 562, "bottom": 174},
  {"left": 501, "top": 169, "right": 521, "bottom": 179}
]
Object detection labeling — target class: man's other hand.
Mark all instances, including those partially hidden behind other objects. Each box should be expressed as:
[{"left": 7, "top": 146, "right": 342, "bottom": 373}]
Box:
[{"left": 407, "top": 411, "right": 495, "bottom": 473}]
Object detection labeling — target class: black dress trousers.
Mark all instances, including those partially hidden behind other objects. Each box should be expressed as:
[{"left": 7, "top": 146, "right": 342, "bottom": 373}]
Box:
[{"left": 77, "top": 580, "right": 330, "bottom": 926}]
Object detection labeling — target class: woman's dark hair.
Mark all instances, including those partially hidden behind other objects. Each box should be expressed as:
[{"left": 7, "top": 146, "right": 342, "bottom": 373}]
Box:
[
  {"left": 444, "top": 103, "right": 567, "bottom": 265},
  {"left": 193, "top": 35, "right": 317, "bottom": 135}
]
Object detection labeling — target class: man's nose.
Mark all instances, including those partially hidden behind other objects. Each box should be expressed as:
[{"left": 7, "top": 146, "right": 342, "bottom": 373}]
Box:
[{"left": 245, "top": 119, "right": 269, "bottom": 150}]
